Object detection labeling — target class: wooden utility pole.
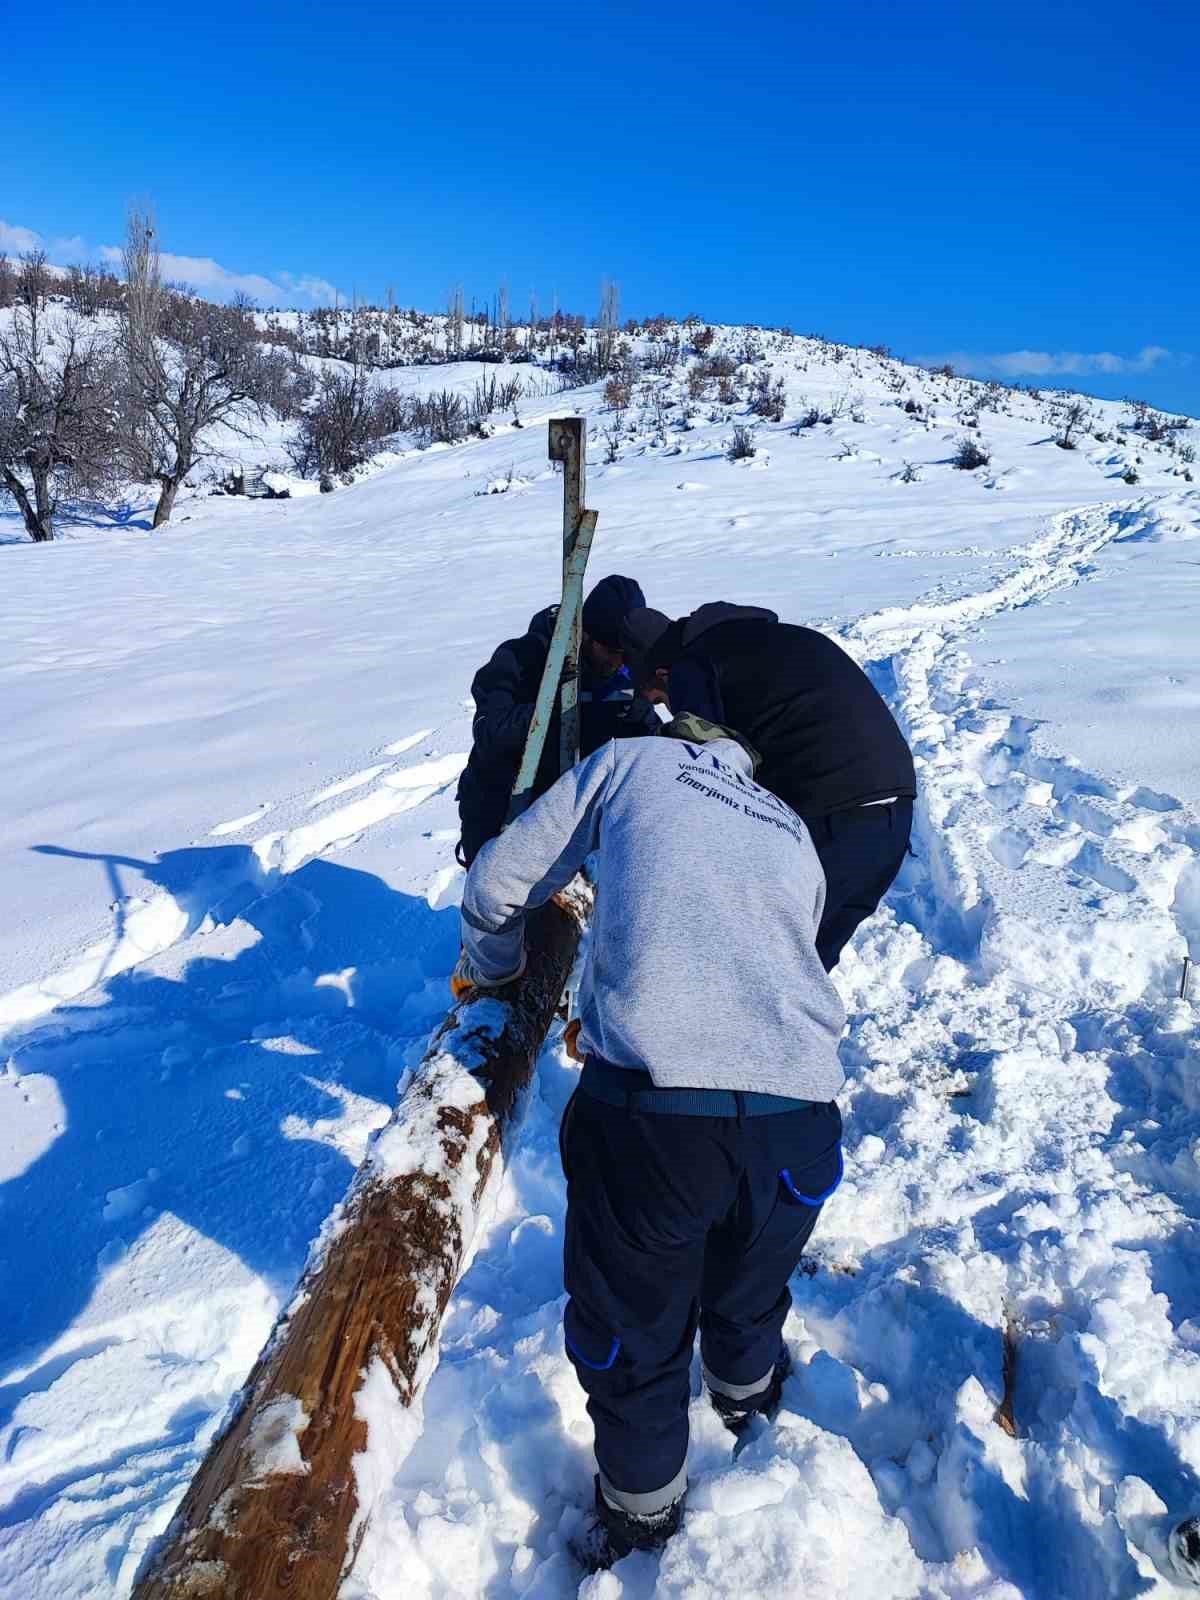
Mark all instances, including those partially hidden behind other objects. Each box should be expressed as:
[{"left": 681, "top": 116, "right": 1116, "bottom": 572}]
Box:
[{"left": 131, "top": 894, "right": 587, "bottom": 1600}]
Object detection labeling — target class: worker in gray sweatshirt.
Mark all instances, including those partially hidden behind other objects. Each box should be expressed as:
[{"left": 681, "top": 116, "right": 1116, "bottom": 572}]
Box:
[{"left": 456, "top": 715, "right": 846, "bottom": 1568}]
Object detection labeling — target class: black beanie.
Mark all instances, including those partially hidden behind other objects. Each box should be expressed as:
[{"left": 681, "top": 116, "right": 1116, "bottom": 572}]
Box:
[
  {"left": 582, "top": 575, "right": 646, "bottom": 648},
  {"left": 619, "top": 606, "right": 673, "bottom": 686}
]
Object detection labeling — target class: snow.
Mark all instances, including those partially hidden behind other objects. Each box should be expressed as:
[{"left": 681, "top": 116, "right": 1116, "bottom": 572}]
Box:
[
  {"left": 2, "top": 323, "right": 1199, "bottom": 1598},
  {"left": 243, "top": 1394, "right": 310, "bottom": 1482}
]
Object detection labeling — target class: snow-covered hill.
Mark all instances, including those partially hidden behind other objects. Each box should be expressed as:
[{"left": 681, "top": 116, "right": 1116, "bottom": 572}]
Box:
[{"left": 1, "top": 327, "right": 1198, "bottom": 1598}]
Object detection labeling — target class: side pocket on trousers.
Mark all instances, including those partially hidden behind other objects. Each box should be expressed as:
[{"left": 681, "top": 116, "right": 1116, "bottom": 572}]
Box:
[
  {"left": 779, "top": 1143, "right": 843, "bottom": 1206},
  {"left": 564, "top": 1297, "right": 621, "bottom": 1372}
]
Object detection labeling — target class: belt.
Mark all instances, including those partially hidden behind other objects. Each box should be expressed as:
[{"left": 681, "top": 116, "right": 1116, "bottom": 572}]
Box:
[{"left": 580, "top": 1056, "right": 815, "bottom": 1118}]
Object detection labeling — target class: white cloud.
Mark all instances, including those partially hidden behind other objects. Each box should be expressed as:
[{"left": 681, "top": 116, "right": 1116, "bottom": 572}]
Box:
[
  {"left": 160, "top": 252, "right": 291, "bottom": 303},
  {"left": 5, "top": 217, "right": 339, "bottom": 306},
  {"left": 0, "top": 219, "right": 45, "bottom": 254},
  {"left": 98, "top": 244, "right": 340, "bottom": 305},
  {"left": 921, "top": 345, "right": 1182, "bottom": 379},
  {"left": 278, "top": 271, "right": 341, "bottom": 304}
]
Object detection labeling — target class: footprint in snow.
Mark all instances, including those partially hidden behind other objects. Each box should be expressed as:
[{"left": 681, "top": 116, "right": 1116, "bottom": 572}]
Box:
[
  {"left": 308, "top": 765, "right": 392, "bottom": 808},
  {"left": 210, "top": 804, "right": 273, "bottom": 837},
  {"left": 384, "top": 728, "right": 434, "bottom": 757}
]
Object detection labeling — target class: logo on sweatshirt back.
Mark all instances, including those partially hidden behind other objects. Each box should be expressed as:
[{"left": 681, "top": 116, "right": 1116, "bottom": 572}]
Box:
[{"left": 674, "top": 752, "right": 809, "bottom": 849}]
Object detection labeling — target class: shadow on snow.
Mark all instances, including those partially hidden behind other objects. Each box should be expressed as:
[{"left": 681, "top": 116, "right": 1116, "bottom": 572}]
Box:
[{"left": 0, "top": 843, "right": 460, "bottom": 1395}]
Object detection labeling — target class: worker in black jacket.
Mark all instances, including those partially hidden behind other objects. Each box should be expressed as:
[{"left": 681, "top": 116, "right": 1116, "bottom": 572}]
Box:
[
  {"left": 621, "top": 602, "right": 916, "bottom": 969},
  {"left": 456, "top": 575, "right": 659, "bottom": 865}
]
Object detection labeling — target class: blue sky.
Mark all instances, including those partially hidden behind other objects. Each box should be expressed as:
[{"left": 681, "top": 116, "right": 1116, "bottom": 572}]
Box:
[{"left": 6, "top": 0, "right": 1197, "bottom": 411}]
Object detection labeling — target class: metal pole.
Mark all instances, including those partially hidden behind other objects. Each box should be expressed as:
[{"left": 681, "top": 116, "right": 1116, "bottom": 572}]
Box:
[
  {"left": 504, "top": 418, "right": 596, "bottom": 825},
  {"left": 549, "top": 418, "right": 587, "bottom": 776},
  {"left": 506, "top": 510, "right": 598, "bottom": 822}
]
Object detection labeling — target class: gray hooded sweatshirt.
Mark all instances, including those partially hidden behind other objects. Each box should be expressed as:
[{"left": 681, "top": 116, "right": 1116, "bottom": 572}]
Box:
[{"left": 460, "top": 734, "right": 846, "bottom": 1101}]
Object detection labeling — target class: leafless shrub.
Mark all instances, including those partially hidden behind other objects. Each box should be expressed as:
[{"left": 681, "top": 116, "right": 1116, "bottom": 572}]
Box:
[
  {"left": 1128, "top": 401, "right": 1186, "bottom": 442},
  {"left": 642, "top": 339, "right": 680, "bottom": 375},
  {"left": 371, "top": 385, "right": 412, "bottom": 436},
  {"left": 412, "top": 388, "right": 468, "bottom": 446},
  {"left": 952, "top": 435, "right": 991, "bottom": 470},
  {"left": 717, "top": 374, "right": 737, "bottom": 406},
  {"left": 697, "top": 352, "right": 738, "bottom": 381},
  {"left": 727, "top": 424, "right": 756, "bottom": 461},
  {"left": 792, "top": 403, "right": 821, "bottom": 433},
  {"left": 686, "top": 366, "right": 707, "bottom": 401},
  {"left": 289, "top": 368, "right": 381, "bottom": 482},
  {"left": 749, "top": 370, "right": 786, "bottom": 422},
  {"left": 826, "top": 392, "right": 852, "bottom": 421},
  {"left": 604, "top": 374, "right": 633, "bottom": 411},
  {"left": 470, "top": 374, "right": 522, "bottom": 426}
]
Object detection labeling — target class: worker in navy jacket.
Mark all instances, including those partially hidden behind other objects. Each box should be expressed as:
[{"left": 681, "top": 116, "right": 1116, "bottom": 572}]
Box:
[
  {"left": 456, "top": 575, "right": 659, "bottom": 865},
  {"left": 621, "top": 602, "right": 917, "bottom": 969}
]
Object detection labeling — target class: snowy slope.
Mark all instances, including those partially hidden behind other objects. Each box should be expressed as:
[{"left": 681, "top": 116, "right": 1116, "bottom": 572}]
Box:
[{"left": 1, "top": 330, "right": 1199, "bottom": 1598}]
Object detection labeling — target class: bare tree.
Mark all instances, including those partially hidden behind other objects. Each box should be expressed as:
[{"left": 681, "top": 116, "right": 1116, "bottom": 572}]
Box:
[
  {"left": 119, "top": 208, "right": 272, "bottom": 527},
  {"left": 16, "top": 249, "right": 51, "bottom": 311},
  {"left": 1055, "top": 399, "right": 1091, "bottom": 451},
  {"left": 0, "top": 297, "right": 119, "bottom": 541},
  {"left": 448, "top": 285, "right": 464, "bottom": 357},
  {"left": 66, "top": 262, "right": 121, "bottom": 317},
  {"left": 598, "top": 278, "right": 621, "bottom": 370}
]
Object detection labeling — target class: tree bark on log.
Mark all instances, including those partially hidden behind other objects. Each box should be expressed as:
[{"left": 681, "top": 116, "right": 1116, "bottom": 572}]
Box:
[{"left": 132, "top": 890, "right": 587, "bottom": 1600}]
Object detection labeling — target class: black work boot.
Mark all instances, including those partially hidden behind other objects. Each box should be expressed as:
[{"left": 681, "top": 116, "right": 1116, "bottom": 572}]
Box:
[
  {"left": 573, "top": 1476, "right": 684, "bottom": 1571},
  {"left": 708, "top": 1347, "right": 792, "bottom": 1437}
]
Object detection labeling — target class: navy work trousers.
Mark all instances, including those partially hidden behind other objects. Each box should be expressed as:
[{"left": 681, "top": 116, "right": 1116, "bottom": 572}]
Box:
[
  {"left": 560, "top": 1079, "right": 842, "bottom": 1501},
  {"left": 801, "top": 797, "right": 913, "bottom": 971}
]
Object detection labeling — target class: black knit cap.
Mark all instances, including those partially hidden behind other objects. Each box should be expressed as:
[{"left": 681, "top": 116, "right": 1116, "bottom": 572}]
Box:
[
  {"left": 619, "top": 606, "right": 674, "bottom": 685},
  {"left": 581, "top": 575, "right": 646, "bottom": 648}
]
